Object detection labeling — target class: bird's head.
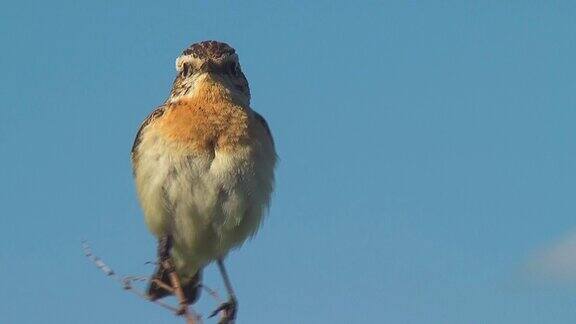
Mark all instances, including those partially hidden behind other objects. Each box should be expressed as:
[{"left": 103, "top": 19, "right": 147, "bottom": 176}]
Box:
[{"left": 169, "top": 41, "right": 250, "bottom": 104}]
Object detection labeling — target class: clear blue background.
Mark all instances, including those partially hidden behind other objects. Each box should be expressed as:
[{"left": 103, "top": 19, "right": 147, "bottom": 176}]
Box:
[{"left": 1, "top": 1, "right": 576, "bottom": 323}]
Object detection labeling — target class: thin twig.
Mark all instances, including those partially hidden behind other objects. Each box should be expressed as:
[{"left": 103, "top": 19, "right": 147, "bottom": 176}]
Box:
[
  {"left": 200, "top": 284, "right": 223, "bottom": 304},
  {"left": 152, "top": 278, "right": 175, "bottom": 293},
  {"left": 82, "top": 240, "right": 201, "bottom": 323}
]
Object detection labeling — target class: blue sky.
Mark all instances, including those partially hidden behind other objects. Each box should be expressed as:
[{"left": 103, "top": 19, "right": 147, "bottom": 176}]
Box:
[{"left": 1, "top": 1, "right": 576, "bottom": 323}]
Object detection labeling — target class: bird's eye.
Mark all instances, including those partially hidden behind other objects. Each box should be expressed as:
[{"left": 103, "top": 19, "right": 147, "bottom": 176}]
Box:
[{"left": 181, "top": 63, "right": 194, "bottom": 76}]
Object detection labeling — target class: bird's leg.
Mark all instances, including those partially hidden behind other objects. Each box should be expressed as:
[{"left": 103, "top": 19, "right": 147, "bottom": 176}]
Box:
[
  {"left": 163, "top": 261, "right": 189, "bottom": 315},
  {"left": 157, "top": 235, "right": 172, "bottom": 263},
  {"left": 210, "top": 259, "right": 238, "bottom": 324},
  {"left": 157, "top": 236, "right": 189, "bottom": 316}
]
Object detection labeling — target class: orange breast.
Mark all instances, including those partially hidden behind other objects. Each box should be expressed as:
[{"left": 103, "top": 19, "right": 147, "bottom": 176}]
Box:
[{"left": 156, "top": 96, "right": 251, "bottom": 152}]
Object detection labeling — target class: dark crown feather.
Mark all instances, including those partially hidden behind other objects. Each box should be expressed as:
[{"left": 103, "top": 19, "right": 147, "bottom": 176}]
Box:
[{"left": 181, "top": 41, "right": 236, "bottom": 60}]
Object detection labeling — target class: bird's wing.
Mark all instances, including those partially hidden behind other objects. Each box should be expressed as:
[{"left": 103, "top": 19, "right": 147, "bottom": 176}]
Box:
[
  {"left": 253, "top": 111, "right": 274, "bottom": 147},
  {"left": 131, "top": 105, "right": 166, "bottom": 163}
]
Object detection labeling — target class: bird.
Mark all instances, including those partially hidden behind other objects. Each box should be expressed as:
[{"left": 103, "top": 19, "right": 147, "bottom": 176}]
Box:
[{"left": 131, "top": 40, "right": 276, "bottom": 322}]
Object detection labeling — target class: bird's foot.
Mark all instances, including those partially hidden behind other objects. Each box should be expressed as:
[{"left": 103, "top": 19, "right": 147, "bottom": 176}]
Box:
[{"left": 209, "top": 297, "right": 237, "bottom": 324}]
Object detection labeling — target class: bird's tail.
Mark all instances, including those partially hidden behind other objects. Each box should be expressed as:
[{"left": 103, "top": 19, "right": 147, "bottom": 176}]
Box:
[{"left": 147, "top": 266, "right": 202, "bottom": 304}]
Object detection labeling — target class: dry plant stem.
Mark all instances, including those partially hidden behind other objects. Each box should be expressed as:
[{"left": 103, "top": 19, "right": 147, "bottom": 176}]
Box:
[
  {"left": 200, "top": 284, "right": 223, "bottom": 303},
  {"left": 152, "top": 278, "right": 175, "bottom": 293},
  {"left": 124, "top": 282, "right": 181, "bottom": 314},
  {"left": 82, "top": 241, "right": 201, "bottom": 324}
]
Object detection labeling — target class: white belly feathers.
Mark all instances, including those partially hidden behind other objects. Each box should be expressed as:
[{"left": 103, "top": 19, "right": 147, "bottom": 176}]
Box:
[{"left": 134, "top": 127, "right": 275, "bottom": 278}]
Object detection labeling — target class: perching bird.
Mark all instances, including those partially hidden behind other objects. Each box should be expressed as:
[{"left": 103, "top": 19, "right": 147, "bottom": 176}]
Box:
[{"left": 131, "top": 40, "right": 276, "bottom": 322}]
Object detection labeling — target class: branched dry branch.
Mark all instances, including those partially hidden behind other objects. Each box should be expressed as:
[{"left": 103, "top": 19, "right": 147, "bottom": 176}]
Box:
[
  {"left": 200, "top": 284, "right": 222, "bottom": 304},
  {"left": 82, "top": 240, "right": 219, "bottom": 324}
]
